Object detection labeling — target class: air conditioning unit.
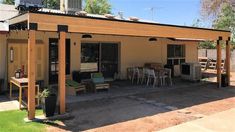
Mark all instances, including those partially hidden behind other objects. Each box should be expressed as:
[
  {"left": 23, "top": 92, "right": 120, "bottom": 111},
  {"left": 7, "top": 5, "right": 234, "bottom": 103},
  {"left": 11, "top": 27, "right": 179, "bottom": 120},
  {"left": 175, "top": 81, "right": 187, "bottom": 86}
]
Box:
[
  {"left": 181, "top": 63, "right": 201, "bottom": 81},
  {"left": 15, "top": 0, "right": 43, "bottom": 11},
  {"left": 63, "top": 0, "right": 82, "bottom": 14}
]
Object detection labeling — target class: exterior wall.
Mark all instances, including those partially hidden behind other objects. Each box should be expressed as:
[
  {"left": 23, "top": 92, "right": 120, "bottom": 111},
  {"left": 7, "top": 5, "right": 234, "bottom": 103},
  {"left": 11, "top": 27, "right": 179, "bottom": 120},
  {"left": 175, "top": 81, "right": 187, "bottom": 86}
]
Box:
[
  {"left": 5, "top": 31, "right": 199, "bottom": 86},
  {"left": 0, "top": 34, "right": 7, "bottom": 79}
]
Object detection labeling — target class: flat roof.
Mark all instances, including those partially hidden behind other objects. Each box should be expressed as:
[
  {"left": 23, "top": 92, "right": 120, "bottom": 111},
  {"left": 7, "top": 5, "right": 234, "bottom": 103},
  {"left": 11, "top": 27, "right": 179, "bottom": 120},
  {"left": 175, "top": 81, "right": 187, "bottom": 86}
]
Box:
[
  {"left": 9, "top": 11, "right": 231, "bottom": 40},
  {"left": 28, "top": 11, "right": 230, "bottom": 33}
]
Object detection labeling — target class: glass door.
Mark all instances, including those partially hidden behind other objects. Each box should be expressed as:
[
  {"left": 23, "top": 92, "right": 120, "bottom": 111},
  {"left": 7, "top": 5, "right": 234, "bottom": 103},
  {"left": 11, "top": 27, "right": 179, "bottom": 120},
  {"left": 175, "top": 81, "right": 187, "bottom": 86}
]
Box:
[
  {"left": 49, "top": 38, "right": 70, "bottom": 84},
  {"left": 101, "top": 43, "right": 118, "bottom": 78},
  {"left": 80, "top": 42, "right": 119, "bottom": 79}
]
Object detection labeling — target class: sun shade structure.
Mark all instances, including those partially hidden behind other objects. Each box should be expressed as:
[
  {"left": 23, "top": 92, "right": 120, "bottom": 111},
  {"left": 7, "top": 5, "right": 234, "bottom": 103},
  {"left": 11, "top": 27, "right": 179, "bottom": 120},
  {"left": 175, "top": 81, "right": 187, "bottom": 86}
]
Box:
[{"left": 8, "top": 11, "right": 231, "bottom": 120}]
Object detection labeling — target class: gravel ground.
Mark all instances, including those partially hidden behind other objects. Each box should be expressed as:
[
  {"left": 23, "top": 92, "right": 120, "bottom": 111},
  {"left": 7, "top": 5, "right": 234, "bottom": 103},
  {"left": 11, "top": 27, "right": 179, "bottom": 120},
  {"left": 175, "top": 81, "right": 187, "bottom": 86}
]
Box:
[{"left": 46, "top": 82, "right": 235, "bottom": 132}]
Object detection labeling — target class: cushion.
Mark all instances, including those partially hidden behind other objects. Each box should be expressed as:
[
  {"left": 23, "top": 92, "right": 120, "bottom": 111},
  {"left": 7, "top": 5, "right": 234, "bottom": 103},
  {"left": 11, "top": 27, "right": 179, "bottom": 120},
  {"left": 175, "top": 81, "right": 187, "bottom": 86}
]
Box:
[
  {"left": 92, "top": 77, "right": 105, "bottom": 83},
  {"left": 66, "top": 79, "right": 80, "bottom": 87},
  {"left": 92, "top": 73, "right": 103, "bottom": 78}
]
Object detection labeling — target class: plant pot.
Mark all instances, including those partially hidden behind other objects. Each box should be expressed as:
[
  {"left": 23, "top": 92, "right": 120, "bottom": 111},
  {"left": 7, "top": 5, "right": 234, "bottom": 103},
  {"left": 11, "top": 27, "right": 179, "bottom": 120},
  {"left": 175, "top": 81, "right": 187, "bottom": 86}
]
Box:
[{"left": 41, "top": 94, "right": 57, "bottom": 117}]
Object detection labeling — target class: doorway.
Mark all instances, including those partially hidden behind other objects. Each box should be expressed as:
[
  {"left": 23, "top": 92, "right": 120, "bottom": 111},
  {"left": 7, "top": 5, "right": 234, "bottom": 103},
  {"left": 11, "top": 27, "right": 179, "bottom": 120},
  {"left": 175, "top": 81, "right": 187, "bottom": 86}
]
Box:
[
  {"left": 81, "top": 42, "right": 119, "bottom": 79},
  {"left": 49, "top": 38, "right": 70, "bottom": 84}
]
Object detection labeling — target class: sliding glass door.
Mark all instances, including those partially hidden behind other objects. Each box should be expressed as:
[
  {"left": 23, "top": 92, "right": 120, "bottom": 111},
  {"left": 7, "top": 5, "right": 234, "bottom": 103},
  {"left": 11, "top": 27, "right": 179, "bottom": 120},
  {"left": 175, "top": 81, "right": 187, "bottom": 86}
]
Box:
[
  {"left": 81, "top": 42, "right": 119, "bottom": 79},
  {"left": 101, "top": 44, "right": 118, "bottom": 78}
]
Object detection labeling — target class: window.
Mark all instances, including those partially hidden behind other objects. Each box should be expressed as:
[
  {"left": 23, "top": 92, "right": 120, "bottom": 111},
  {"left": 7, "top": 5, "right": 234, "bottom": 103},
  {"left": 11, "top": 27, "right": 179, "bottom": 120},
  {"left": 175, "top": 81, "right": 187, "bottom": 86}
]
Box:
[
  {"left": 167, "top": 44, "right": 185, "bottom": 65},
  {"left": 81, "top": 43, "right": 99, "bottom": 72}
]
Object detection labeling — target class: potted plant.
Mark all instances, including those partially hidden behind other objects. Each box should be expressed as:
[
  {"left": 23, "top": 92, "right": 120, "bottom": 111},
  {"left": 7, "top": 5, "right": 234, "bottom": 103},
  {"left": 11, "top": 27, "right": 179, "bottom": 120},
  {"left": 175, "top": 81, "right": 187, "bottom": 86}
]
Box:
[{"left": 39, "top": 88, "right": 57, "bottom": 117}]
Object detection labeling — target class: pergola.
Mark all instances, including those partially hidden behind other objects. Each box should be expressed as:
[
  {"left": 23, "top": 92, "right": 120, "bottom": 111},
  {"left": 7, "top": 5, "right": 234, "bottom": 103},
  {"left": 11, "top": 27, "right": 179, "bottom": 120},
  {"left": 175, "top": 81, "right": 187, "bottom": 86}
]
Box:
[{"left": 9, "top": 11, "right": 231, "bottom": 120}]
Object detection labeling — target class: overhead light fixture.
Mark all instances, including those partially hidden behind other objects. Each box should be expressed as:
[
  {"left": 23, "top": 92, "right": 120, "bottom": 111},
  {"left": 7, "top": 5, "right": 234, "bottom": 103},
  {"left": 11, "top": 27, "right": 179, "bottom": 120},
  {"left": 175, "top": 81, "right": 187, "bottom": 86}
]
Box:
[
  {"left": 149, "top": 37, "right": 157, "bottom": 42},
  {"left": 82, "top": 34, "right": 92, "bottom": 38}
]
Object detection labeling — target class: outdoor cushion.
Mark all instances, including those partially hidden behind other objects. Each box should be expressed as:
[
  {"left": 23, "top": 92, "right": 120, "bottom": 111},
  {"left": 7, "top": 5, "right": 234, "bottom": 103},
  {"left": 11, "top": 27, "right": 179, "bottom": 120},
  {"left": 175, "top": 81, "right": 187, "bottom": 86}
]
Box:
[
  {"left": 66, "top": 79, "right": 80, "bottom": 88},
  {"left": 92, "top": 73, "right": 103, "bottom": 78},
  {"left": 92, "top": 77, "right": 105, "bottom": 83}
]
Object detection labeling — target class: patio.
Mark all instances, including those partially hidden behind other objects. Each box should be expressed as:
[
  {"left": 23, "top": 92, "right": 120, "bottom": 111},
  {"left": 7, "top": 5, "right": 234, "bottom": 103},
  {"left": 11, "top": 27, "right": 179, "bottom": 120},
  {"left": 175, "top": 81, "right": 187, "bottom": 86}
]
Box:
[
  {"left": 47, "top": 80, "right": 235, "bottom": 132},
  {"left": 66, "top": 78, "right": 209, "bottom": 103}
]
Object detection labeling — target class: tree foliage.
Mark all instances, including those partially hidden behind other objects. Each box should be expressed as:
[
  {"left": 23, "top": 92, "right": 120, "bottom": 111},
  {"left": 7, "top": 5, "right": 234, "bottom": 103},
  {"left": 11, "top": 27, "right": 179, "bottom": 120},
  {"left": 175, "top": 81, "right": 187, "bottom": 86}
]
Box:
[
  {"left": 43, "top": 0, "right": 60, "bottom": 9},
  {"left": 200, "top": 0, "right": 235, "bottom": 49},
  {"left": 2, "top": 0, "right": 14, "bottom": 5},
  {"left": 200, "top": 0, "right": 231, "bottom": 20},
  {"left": 198, "top": 41, "right": 216, "bottom": 49},
  {"left": 84, "top": 0, "right": 112, "bottom": 15},
  {"left": 213, "top": 3, "right": 235, "bottom": 48}
]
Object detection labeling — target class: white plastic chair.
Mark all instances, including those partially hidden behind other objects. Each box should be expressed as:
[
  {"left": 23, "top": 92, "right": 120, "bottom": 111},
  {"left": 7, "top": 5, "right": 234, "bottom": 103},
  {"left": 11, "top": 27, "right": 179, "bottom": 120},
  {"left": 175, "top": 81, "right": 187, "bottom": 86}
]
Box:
[
  {"left": 147, "top": 69, "right": 158, "bottom": 87},
  {"left": 165, "top": 68, "right": 173, "bottom": 86},
  {"left": 141, "top": 68, "right": 149, "bottom": 85},
  {"left": 132, "top": 67, "right": 142, "bottom": 84},
  {"left": 158, "top": 69, "right": 168, "bottom": 86},
  {"left": 127, "top": 67, "right": 134, "bottom": 81}
]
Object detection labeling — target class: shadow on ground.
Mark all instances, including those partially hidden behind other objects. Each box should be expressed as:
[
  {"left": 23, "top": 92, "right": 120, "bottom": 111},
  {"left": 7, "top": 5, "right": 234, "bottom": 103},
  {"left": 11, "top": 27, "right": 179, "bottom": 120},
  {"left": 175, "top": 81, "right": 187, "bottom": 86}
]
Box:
[{"left": 48, "top": 81, "right": 235, "bottom": 131}]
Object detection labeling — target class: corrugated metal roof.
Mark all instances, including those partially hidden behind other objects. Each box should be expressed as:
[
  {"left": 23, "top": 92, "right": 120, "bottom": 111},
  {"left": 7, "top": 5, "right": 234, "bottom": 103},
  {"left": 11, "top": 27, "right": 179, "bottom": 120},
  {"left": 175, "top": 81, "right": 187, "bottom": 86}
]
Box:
[
  {"left": 0, "top": 4, "right": 19, "bottom": 21},
  {"left": 38, "top": 8, "right": 159, "bottom": 23},
  {"left": 0, "top": 22, "right": 9, "bottom": 32}
]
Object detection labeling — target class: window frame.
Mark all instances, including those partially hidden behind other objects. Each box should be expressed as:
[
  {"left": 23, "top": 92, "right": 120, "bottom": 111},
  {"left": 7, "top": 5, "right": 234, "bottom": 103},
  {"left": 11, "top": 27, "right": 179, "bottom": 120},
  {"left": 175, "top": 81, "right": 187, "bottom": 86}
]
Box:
[{"left": 167, "top": 44, "right": 186, "bottom": 65}]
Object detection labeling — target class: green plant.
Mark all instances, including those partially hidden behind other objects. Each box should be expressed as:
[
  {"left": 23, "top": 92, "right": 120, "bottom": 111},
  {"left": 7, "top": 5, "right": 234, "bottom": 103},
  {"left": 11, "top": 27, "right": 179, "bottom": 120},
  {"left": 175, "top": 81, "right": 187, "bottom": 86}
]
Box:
[
  {"left": 84, "top": 0, "right": 112, "bottom": 15},
  {"left": 38, "top": 89, "right": 50, "bottom": 98}
]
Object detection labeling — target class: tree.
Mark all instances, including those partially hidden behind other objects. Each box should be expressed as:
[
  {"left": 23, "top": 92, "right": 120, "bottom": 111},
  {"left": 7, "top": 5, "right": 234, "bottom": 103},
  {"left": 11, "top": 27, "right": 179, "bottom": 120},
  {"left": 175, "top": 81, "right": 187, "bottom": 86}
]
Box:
[
  {"left": 44, "top": 0, "right": 60, "bottom": 9},
  {"left": 200, "top": 0, "right": 232, "bottom": 20},
  {"left": 2, "top": 0, "right": 14, "bottom": 5},
  {"left": 84, "top": 0, "right": 112, "bottom": 15},
  {"left": 213, "top": 3, "right": 235, "bottom": 48},
  {"left": 200, "top": 1, "right": 235, "bottom": 49}
]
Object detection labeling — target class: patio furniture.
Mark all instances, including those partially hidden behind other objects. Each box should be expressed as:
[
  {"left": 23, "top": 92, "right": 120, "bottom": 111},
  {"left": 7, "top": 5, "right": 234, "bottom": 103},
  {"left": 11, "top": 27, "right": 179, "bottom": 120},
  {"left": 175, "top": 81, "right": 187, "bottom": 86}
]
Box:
[
  {"left": 132, "top": 67, "right": 142, "bottom": 84},
  {"left": 158, "top": 69, "right": 168, "bottom": 86},
  {"left": 9, "top": 77, "right": 40, "bottom": 109},
  {"left": 127, "top": 67, "right": 134, "bottom": 81},
  {"left": 144, "top": 63, "right": 163, "bottom": 70},
  {"left": 147, "top": 69, "right": 158, "bottom": 87},
  {"left": 199, "top": 57, "right": 208, "bottom": 71},
  {"left": 91, "top": 73, "right": 110, "bottom": 92},
  {"left": 66, "top": 79, "right": 86, "bottom": 96},
  {"left": 141, "top": 68, "right": 149, "bottom": 85},
  {"left": 164, "top": 68, "right": 173, "bottom": 86}
]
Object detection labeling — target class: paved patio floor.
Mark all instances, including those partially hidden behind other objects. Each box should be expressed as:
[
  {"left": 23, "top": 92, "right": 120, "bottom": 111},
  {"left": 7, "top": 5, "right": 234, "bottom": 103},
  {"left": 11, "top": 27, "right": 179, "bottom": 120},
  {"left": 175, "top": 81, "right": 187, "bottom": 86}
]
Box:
[
  {"left": 0, "top": 96, "right": 19, "bottom": 111},
  {"left": 66, "top": 78, "right": 209, "bottom": 103},
  {"left": 159, "top": 108, "right": 235, "bottom": 132},
  {"left": 47, "top": 82, "right": 235, "bottom": 132}
]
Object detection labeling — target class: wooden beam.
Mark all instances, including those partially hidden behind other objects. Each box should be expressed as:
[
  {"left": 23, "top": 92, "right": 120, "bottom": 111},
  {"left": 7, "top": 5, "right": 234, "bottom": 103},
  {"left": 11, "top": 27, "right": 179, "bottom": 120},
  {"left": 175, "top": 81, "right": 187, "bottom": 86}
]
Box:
[
  {"left": 9, "top": 13, "right": 29, "bottom": 25},
  {"left": 59, "top": 31, "right": 66, "bottom": 114},
  {"left": 28, "top": 13, "right": 231, "bottom": 40},
  {"left": 226, "top": 39, "right": 231, "bottom": 86},
  {"left": 28, "top": 30, "right": 36, "bottom": 120},
  {"left": 217, "top": 39, "right": 222, "bottom": 88}
]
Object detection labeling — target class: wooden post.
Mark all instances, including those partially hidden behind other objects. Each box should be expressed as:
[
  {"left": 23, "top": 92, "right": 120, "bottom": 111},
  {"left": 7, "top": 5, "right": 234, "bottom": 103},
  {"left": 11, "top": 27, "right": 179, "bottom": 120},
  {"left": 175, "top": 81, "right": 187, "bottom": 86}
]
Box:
[
  {"left": 226, "top": 37, "right": 231, "bottom": 86},
  {"left": 217, "top": 38, "right": 222, "bottom": 88},
  {"left": 59, "top": 31, "right": 66, "bottom": 114},
  {"left": 28, "top": 30, "right": 36, "bottom": 120}
]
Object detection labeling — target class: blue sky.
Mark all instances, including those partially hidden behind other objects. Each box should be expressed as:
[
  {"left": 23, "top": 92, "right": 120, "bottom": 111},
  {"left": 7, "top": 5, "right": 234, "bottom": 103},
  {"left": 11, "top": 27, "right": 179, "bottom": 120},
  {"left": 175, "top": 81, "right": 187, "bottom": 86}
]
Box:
[
  {"left": 0, "top": 0, "right": 201, "bottom": 26},
  {"left": 110, "top": 0, "right": 201, "bottom": 26}
]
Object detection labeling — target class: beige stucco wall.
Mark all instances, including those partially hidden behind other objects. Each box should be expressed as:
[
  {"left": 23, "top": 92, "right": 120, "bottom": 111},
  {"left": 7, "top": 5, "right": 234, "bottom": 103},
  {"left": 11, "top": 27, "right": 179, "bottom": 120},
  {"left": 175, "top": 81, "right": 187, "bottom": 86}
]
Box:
[
  {"left": 5, "top": 31, "right": 199, "bottom": 86},
  {"left": 78, "top": 34, "right": 199, "bottom": 78},
  {"left": 0, "top": 34, "right": 7, "bottom": 79}
]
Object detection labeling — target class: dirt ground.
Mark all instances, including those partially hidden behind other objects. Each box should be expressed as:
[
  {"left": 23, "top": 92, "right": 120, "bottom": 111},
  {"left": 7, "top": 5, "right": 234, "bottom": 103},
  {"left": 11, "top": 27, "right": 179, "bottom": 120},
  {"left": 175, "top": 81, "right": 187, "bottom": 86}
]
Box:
[{"left": 47, "top": 73, "right": 235, "bottom": 132}]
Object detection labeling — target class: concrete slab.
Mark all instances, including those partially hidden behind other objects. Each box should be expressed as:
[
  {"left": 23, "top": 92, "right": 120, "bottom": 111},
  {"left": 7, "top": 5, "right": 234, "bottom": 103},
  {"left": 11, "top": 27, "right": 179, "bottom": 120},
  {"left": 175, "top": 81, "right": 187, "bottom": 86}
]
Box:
[
  {"left": 159, "top": 108, "right": 235, "bottom": 132},
  {"left": 0, "top": 96, "right": 19, "bottom": 111}
]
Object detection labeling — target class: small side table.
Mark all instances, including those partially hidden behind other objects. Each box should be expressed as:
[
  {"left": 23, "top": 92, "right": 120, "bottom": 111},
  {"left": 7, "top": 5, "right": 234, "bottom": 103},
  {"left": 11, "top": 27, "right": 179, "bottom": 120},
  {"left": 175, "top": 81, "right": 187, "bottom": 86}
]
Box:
[{"left": 9, "top": 77, "right": 40, "bottom": 109}]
